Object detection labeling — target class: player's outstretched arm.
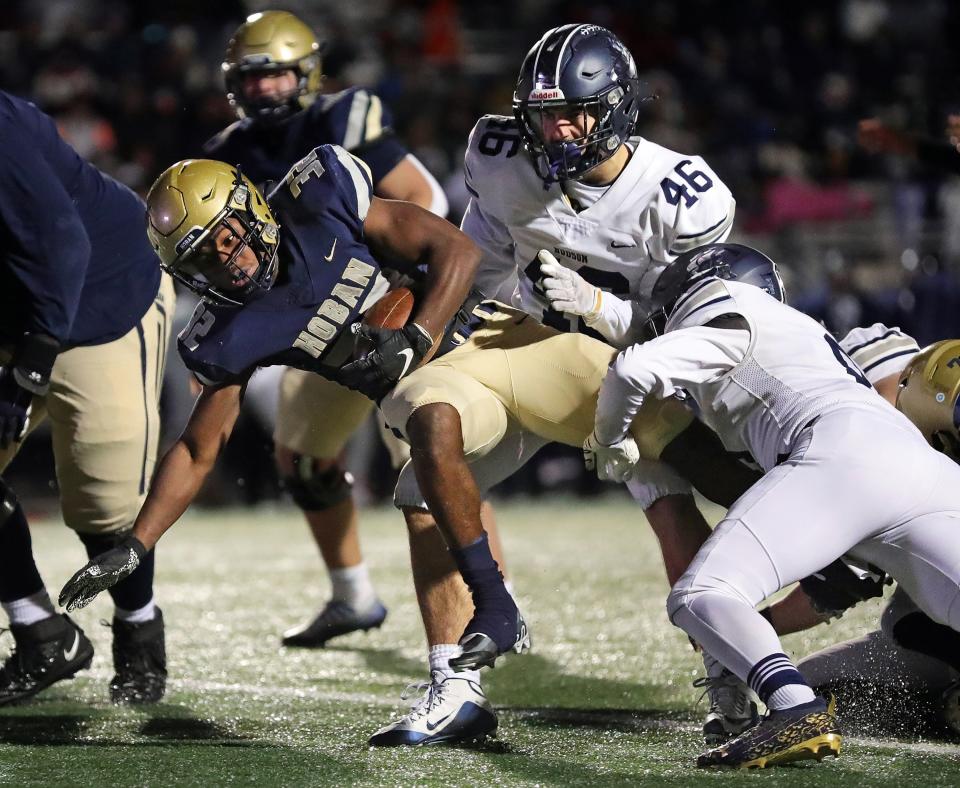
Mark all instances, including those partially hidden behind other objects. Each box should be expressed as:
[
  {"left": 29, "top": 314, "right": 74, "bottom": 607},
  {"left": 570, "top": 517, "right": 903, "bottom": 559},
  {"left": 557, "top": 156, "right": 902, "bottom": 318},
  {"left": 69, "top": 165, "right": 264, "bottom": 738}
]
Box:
[{"left": 58, "top": 380, "right": 245, "bottom": 610}]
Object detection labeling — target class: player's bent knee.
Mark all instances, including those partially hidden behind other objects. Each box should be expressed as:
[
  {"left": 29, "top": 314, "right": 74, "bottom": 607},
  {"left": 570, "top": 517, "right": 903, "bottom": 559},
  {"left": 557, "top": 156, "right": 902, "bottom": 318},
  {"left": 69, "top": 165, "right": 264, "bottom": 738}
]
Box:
[
  {"left": 282, "top": 454, "right": 354, "bottom": 511},
  {"left": 406, "top": 403, "right": 462, "bottom": 459}
]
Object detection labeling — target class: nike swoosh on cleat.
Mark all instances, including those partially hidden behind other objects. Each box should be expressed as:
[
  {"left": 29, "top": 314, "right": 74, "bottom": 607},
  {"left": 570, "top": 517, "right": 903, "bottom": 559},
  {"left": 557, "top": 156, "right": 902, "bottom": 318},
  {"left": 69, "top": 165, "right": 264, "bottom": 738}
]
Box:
[
  {"left": 426, "top": 713, "right": 453, "bottom": 731},
  {"left": 397, "top": 348, "right": 415, "bottom": 379},
  {"left": 63, "top": 630, "right": 80, "bottom": 661}
]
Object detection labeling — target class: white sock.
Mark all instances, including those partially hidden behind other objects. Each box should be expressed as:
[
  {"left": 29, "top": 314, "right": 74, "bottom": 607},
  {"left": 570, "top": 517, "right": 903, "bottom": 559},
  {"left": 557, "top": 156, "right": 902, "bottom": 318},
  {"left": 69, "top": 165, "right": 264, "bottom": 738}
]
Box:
[
  {"left": 767, "top": 684, "right": 817, "bottom": 710},
  {"left": 3, "top": 589, "right": 56, "bottom": 626},
  {"left": 329, "top": 563, "right": 376, "bottom": 612},
  {"left": 115, "top": 598, "right": 156, "bottom": 624},
  {"left": 429, "top": 643, "right": 481, "bottom": 684}
]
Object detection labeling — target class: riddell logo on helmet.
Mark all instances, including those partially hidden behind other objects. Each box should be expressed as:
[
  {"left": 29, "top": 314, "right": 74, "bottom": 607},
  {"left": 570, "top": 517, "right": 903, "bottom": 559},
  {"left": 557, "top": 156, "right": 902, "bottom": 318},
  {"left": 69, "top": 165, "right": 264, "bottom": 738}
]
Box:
[{"left": 529, "top": 87, "right": 565, "bottom": 101}]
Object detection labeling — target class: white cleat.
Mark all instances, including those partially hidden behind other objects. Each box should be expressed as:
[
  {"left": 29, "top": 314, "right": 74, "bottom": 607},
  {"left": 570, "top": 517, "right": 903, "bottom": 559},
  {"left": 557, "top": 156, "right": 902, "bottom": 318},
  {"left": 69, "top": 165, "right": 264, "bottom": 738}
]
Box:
[
  {"left": 368, "top": 670, "right": 497, "bottom": 746},
  {"left": 695, "top": 656, "right": 760, "bottom": 746}
]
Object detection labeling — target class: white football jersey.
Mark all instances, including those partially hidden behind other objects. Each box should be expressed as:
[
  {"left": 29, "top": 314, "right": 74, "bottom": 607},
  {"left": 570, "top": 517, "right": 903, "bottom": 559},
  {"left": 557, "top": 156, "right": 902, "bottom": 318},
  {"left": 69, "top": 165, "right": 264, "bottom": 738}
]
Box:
[
  {"left": 840, "top": 323, "right": 920, "bottom": 385},
  {"left": 461, "top": 115, "right": 736, "bottom": 347},
  {"left": 596, "top": 279, "right": 902, "bottom": 471}
]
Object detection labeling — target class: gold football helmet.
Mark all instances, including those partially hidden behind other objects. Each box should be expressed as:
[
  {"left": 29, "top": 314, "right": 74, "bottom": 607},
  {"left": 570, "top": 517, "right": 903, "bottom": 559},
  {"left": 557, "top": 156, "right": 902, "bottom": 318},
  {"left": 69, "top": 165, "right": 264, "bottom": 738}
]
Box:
[
  {"left": 146, "top": 159, "right": 279, "bottom": 307},
  {"left": 223, "top": 10, "right": 323, "bottom": 121},
  {"left": 896, "top": 339, "right": 960, "bottom": 460}
]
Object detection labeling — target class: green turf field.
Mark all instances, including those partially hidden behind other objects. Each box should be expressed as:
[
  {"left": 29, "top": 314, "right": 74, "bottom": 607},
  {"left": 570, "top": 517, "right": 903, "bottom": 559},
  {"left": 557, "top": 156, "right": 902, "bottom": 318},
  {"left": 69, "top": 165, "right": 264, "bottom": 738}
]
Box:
[{"left": 2, "top": 498, "right": 958, "bottom": 786}]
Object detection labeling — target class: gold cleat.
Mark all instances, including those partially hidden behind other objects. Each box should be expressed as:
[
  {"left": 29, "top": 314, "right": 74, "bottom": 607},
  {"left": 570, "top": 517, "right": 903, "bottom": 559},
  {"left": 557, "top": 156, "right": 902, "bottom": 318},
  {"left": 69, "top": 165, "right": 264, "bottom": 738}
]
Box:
[{"left": 697, "top": 696, "right": 841, "bottom": 769}]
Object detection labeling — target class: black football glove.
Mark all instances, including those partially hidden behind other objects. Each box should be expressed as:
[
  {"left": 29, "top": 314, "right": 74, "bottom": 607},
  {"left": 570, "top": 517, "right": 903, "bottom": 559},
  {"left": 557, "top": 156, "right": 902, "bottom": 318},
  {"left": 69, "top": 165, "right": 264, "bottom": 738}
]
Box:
[
  {"left": 58, "top": 535, "right": 148, "bottom": 611},
  {"left": 339, "top": 322, "right": 434, "bottom": 401},
  {"left": 0, "top": 368, "right": 34, "bottom": 450},
  {"left": 0, "top": 332, "right": 60, "bottom": 450}
]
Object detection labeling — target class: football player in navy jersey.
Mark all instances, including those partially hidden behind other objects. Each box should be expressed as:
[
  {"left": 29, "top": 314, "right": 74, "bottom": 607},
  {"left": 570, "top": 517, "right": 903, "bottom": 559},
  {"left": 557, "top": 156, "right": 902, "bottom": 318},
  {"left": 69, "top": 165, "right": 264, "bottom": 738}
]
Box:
[
  {"left": 205, "top": 9, "right": 464, "bottom": 648},
  {"left": 56, "top": 146, "right": 513, "bottom": 656},
  {"left": 0, "top": 91, "right": 173, "bottom": 706}
]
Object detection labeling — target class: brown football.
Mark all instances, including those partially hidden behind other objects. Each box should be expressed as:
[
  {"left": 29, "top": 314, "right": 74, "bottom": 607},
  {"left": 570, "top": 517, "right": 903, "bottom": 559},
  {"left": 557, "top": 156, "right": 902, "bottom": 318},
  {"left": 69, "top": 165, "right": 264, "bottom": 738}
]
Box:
[{"left": 362, "top": 287, "right": 414, "bottom": 330}]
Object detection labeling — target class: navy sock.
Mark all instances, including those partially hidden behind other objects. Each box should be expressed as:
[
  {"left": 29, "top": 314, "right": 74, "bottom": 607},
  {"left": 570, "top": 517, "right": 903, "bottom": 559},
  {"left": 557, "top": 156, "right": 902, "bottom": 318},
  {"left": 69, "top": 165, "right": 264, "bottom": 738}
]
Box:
[
  {"left": 77, "top": 532, "right": 155, "bottom": 611},
  {"left": 0, "top": 480, "right": 45, "bottom": 602},
  {"left": 451, "top": 533, "right": 518, "bottom": 648}
]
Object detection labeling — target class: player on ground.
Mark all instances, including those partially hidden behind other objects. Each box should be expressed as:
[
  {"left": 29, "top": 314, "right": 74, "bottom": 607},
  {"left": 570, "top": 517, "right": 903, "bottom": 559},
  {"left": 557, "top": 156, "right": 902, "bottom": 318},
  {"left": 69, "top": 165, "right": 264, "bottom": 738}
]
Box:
[
  {"left": 367, "top": 23, "right": 744, "bottom": 746},
  {"left": 587, "top": 243, "right": 960, "bottom": 768},
  {"left": 0, "top": 90, "right": 173, "bottom": 706},
  {"left": 205, "top": 10, "right": 453, "bottom": 648}
]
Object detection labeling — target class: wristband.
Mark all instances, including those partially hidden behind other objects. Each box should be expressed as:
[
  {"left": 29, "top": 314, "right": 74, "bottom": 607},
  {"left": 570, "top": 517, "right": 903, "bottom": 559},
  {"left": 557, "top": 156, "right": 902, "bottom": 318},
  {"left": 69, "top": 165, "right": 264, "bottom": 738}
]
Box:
[{"left": 13, "top": 333, "right": 60, "bottom": 395}]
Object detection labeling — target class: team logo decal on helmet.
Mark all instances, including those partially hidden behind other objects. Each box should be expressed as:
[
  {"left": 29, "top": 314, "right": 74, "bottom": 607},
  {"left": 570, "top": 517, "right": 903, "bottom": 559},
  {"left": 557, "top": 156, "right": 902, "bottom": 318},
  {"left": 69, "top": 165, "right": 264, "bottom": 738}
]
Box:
[
  {"left": 146, "top": 159, "right": 280, "bottom": 307},
  {"left": 513, "top": 24, "right": 652, "bottom": 182},
  {"left": 223, "top": 10, "right": 324, "bottom": 122}
]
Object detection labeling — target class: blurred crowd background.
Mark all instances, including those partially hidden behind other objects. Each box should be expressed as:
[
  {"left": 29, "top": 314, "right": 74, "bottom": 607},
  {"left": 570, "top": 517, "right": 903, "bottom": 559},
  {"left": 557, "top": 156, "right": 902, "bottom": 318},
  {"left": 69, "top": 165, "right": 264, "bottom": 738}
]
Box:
[{"left": 4, "top": 0, "right": 960, "bottom": 506}]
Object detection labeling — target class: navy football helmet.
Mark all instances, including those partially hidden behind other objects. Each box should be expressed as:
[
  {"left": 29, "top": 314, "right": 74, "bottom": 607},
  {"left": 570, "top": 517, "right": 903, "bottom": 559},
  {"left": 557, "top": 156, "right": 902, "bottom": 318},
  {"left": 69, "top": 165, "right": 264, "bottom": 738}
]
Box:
[
  {"left": 643, "top": 244, "right": 786, "bottom": 339},
  {"left": 513, "top": 25, "right": 650, "bottom": 182}
]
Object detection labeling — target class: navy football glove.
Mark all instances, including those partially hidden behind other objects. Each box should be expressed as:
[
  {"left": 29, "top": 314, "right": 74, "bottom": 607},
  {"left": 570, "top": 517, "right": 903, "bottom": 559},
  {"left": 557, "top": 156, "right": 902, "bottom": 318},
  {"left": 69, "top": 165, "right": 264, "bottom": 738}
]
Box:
[
  {"left": 339, "top": 323, "right": 434, "bottom": 401},
  {"left": 58, "top": 535, "right": 148, "bottom": 611}
]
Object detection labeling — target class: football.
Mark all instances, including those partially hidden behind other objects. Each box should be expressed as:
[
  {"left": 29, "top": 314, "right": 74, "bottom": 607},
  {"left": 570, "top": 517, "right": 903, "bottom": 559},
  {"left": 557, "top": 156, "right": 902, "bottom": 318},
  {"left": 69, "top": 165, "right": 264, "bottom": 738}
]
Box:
[{"left": 362, "top": 286, "right": 414, "bottom": 330}]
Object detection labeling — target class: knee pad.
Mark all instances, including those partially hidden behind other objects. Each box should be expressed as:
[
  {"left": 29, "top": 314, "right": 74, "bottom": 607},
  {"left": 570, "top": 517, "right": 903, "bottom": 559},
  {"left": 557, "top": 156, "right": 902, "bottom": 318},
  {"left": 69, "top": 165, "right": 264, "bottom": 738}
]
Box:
[{"left": 283, "top": 455, "right": 354, "bottom": 511}]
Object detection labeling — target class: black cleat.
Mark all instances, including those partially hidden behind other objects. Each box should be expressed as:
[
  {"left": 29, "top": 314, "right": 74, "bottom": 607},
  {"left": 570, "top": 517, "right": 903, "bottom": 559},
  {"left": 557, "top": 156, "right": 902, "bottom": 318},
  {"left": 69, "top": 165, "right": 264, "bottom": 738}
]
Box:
[
  {"left": 282, "top": 599, "right": 388, "bottom": 648},
  {"left": 449, "top": 609, "right": 530, "bottom": 672},
  {"left": 697, "top": 696, "right": 841, "bottom": 769},
  {"left": 0, "top": 613, "right": 94, "bottom": 706},
  {"left": 109, "top": 608, "right": 167, "bottom": 704}
]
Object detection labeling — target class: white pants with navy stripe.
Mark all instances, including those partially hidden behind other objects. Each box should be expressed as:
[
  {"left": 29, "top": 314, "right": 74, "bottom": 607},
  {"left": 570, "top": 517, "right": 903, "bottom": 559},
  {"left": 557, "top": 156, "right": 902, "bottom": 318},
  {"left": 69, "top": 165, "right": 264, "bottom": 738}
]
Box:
[{"left": 667, "top": 405, "right": 960, "bottom": 698}]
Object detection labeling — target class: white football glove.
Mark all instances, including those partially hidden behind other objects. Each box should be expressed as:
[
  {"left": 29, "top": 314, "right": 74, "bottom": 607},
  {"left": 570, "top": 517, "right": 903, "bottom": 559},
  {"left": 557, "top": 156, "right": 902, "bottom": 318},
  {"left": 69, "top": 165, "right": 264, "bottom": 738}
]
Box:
[
  {"left": 583, "top": 430, "right": 640, "bottom": 483},
  {"left": 538, "top": 250, "right": 602, "bottom": 319}
]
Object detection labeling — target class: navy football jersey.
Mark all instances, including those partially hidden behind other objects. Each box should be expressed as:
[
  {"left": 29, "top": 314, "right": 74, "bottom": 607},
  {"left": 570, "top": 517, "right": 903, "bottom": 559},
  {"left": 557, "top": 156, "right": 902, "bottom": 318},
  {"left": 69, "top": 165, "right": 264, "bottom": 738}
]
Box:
[
  {"left": 178, "top": 145, "right": 393, "bottom": 387},
  {"left": 204, "top": 87, "right": 408, "bottom": 189},
  {"left": 0, "top": 91, "right": 161, "bottom": 348}
]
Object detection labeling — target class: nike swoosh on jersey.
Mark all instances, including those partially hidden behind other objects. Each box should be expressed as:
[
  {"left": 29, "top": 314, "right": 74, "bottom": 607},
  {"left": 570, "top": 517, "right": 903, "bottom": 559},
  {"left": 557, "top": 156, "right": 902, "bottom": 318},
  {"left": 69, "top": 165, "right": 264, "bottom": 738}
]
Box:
[
  {"left": 609, "top": 240, "right": 637, "bottom": 248},
  {"left": 397, "top": 348, "right": 415, "bottom": 379},
  {"left": 63, "top": 630, "right": 80, "bottom": 661},
  {"left": 324, "top": 238, "right": 338, "bottom": 262},
  {"left": 426, "top": 712, "right": 453, "bottom": 731}
]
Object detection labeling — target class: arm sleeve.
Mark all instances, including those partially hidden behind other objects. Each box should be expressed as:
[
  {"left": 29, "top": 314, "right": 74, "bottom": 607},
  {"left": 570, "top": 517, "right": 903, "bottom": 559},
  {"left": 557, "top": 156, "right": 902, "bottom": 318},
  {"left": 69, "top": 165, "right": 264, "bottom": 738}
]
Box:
[
  {"left": 839, "top": 324, "right": 919, "bottom": 384},
  {"left": 0, "top": 139, "right": 91, "bottom": 342},
  {"left": 594, "top": 326, "right": 750, "bottom": 445}
]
